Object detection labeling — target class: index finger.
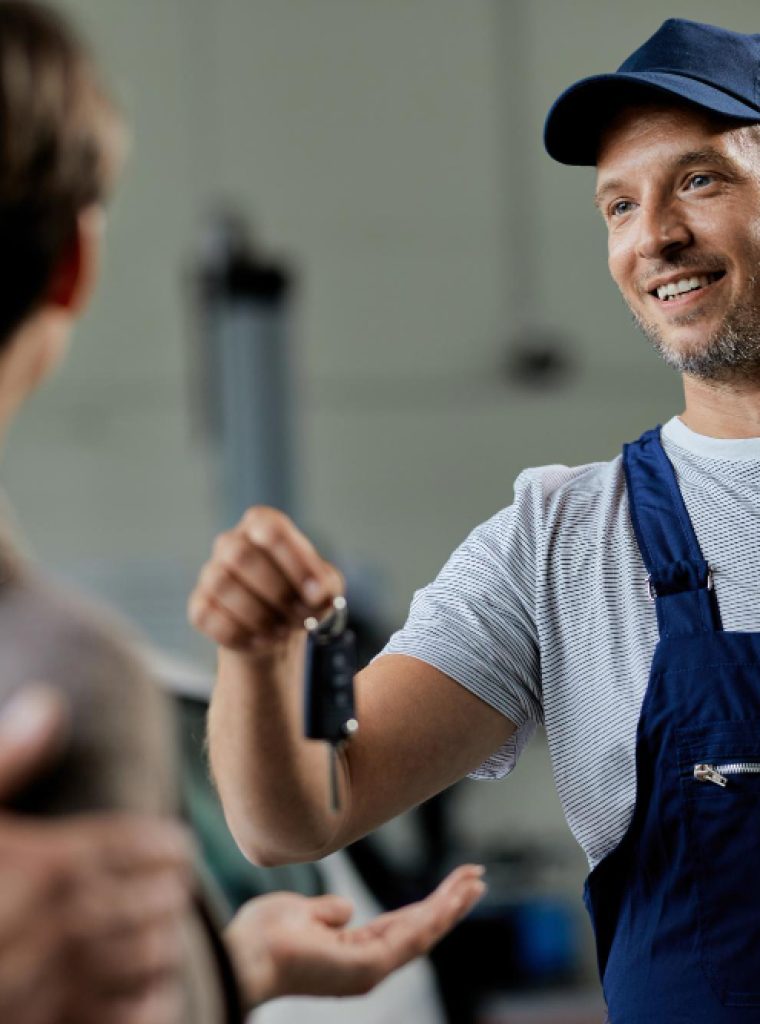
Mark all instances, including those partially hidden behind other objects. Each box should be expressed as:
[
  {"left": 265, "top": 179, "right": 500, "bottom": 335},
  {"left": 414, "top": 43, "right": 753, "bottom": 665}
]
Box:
[
  {"left": 241, "top": 508, "right": 343, "bottom": 611},
  {"left": 347, "top": 865, "right": 486, "bottom": 963}
]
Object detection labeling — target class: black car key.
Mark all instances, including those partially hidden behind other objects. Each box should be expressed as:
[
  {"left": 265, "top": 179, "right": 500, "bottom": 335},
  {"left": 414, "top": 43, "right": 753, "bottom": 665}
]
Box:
[{"left": 304, "top": 595, "right": 358, "bottom": 812}]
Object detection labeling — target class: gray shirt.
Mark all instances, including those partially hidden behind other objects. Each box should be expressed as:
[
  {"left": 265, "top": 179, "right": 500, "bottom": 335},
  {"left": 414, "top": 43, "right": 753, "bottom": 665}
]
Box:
[{"left": 382, "top": 416, "right": 760, "bottom": 869}]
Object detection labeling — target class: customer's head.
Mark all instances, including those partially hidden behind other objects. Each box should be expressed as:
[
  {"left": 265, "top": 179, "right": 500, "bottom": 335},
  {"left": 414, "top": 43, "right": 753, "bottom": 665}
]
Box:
[{"left": 0, "top": 0, "right": 124, "bottom": 425}]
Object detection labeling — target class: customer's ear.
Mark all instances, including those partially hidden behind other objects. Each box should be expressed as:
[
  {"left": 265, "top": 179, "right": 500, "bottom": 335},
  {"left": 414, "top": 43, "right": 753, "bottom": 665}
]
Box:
[{"left": 45, "top": 205, "right": 105, "bottom": 318}]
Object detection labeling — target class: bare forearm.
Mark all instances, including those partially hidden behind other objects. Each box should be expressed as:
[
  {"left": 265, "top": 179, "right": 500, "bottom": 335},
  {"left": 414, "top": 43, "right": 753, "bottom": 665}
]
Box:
[
  {"left": 208, "top": 637, "right": 347, "bottom": 865},
  {"left": 191, "top": 508, "right": 514, "bottom": 868}
]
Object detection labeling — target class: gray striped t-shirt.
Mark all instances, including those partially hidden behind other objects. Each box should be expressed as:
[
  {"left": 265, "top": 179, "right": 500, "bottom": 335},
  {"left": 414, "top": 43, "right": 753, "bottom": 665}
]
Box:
[{"left": 381, "top": 416, "right": 760, "bottom": 869}]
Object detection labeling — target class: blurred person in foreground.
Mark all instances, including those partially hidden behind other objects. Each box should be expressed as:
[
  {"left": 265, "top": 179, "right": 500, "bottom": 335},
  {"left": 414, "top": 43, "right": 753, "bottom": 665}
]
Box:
[
  {"left": 192, "top": 17, "right": 760, "bottom": 1024},
  {"left": 0, "top": 1, "right": 485, "bottom": 1021},
  {"left": 0, "top": 683, "right": 198, "bottom": 1024}
]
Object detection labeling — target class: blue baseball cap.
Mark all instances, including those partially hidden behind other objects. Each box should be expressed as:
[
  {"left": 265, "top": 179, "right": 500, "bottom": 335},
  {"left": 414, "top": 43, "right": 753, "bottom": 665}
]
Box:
[{"left": 544, "top": 18, "right": 760, "bottom": 165}]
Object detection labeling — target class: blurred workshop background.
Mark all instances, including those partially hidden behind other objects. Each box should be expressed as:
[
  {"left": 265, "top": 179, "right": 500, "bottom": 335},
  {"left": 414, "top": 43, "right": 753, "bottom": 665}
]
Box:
[{"left": 4, "top": 2, "right": 758, "bottom": 1022}]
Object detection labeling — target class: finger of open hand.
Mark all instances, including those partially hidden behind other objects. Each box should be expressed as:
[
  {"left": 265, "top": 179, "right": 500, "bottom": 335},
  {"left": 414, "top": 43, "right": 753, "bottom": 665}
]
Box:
[
  {"left": 420, "top": 879, "right": 486, "bottom": 942},
  {"left": 434, "top": 863, "right": 485, "bottom": 899},
  {"left": 403, "top": 874, "right": 486, "bottom": 942},
  {"left": 318, "top": 940, "right": 399, "bottom": 997},
  {"left": 241, "top": 507, "right": 344, "bottom": 611},
  {"left": 343, "top": 907, "right": 432, "bottom": 963},
  {"left": 398, "top": 881, "right": 484, "bottom": 949},
  {"left": 308, "top": 894, "right": 355, "bottom": 929},
  {"left": 344, "top": 873, "right": 486, "bottom": 973}
]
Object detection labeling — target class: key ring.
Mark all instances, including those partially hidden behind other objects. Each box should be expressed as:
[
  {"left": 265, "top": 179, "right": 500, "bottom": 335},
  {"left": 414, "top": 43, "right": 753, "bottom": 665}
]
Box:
[{"left": 305, "top": 595, "right": 348, "bottom": 637}]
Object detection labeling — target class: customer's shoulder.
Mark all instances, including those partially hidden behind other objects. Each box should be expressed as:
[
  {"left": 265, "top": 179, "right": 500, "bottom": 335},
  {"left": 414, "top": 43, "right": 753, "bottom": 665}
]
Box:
[
  {"left": 0, "top": 562, "right": 175, "bottom": 816},
  {"left": 0, "top": 564, "right": 146, "bottom": 678}
]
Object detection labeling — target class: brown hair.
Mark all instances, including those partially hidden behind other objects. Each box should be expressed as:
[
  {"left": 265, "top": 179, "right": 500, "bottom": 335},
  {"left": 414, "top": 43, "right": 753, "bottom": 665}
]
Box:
[{"left": 0, "top": 0, "right": 124, "bottom": 346}]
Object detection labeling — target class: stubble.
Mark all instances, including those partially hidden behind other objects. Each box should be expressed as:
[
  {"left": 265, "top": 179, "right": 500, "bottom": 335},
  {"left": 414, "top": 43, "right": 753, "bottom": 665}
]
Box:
[{"left": 628, "top": 265, "right": 760, "bottom": 384}]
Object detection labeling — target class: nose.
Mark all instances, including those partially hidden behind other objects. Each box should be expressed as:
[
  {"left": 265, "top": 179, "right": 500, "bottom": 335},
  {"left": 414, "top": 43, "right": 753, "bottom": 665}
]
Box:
[{"left": 635, "top": 199, "right": 693, "bottom": 260}]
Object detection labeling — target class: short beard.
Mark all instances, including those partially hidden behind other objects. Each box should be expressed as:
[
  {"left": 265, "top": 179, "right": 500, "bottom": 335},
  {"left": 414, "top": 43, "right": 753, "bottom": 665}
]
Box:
[{"left": 630, "top": 284, "right": 760, "bottom": 385}]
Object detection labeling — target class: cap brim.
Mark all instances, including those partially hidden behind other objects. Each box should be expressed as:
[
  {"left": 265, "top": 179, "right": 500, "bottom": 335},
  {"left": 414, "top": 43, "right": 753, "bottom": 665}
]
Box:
[{"left": 544, "top": 71, "right": 760, "bottom": 165}]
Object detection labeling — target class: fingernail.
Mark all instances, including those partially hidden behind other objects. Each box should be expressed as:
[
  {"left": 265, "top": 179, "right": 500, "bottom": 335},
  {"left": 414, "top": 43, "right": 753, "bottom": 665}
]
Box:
[
  {"left": 473, "top": 880, "right": 487, "bottom": 896},
  {"left": 0, "top": 688, "right": 58, "bottom": 741},
  {"left": 302, "top": 578, "right": 323, "bottom": 606}
]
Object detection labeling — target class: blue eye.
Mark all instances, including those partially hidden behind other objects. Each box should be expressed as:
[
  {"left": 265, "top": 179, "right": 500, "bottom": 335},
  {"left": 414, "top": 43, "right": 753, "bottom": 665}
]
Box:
[
  {"left": 610, "top": 199, "right": 635, "bottom": 217},
  {"left": 687, "top": 173, "right": 714, "bottom": 189}
]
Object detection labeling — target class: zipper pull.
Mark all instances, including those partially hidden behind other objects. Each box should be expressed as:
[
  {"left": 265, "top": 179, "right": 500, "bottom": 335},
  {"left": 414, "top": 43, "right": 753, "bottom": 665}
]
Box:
[{"left": 694, "top": 763, "right": 728, "bottom": 787}]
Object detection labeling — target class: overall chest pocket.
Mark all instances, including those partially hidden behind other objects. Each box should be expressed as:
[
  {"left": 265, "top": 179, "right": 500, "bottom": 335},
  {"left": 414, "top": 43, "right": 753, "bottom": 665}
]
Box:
[{"left": 677, "top": 721, "right": 760, "bottom": 1007}]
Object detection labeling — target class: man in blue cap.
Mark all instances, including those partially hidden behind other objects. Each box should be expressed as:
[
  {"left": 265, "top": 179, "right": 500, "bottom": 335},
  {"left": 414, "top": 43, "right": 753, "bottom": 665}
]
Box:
[{"left": 192, "top": 19, "right": 760, "bottom": 1023}]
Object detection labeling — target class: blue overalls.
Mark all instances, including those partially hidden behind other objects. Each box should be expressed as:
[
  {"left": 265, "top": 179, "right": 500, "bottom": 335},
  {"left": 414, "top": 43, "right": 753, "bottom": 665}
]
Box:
[{"left": 584, "top": 427, "right": 760, "bottom": 1023}]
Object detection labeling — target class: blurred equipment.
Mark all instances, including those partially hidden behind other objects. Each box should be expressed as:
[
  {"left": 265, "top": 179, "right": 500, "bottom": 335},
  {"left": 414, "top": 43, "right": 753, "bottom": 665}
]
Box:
[
  {"left": 503, "top": 327, "right": 576, "bottom": 390},
  {"left": 491, "top": 1, "right": 578, "bottom": 391},
  {"left": 191, "top": 209, "right": 297, "bottom": 526}
]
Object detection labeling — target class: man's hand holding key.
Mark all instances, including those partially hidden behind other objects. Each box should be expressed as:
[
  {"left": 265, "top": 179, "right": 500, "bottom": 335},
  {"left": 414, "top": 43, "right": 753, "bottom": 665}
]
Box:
[
  {"left": 190, "top": 507, "right": 355, "bottom": 815},
  {"left": 190, "top": 504, "right": 359, "bottom": 863},
  {"left": 191, "top": 501, "right": 514, "bottom": 875},
  {"left": 189, "top": 506, "right": 345, "bottom": 653}
]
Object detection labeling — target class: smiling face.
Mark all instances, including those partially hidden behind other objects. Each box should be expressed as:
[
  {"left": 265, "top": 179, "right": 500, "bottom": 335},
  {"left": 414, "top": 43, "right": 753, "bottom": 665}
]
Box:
[{"left": 596, "top": 102, "right": 760, "bottom": 382}]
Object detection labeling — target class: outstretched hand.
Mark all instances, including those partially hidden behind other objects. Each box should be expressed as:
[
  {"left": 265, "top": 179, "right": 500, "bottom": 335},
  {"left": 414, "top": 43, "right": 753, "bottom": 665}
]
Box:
[{"left": 226, "top": 863, "right": 485, "bottom": 1008}]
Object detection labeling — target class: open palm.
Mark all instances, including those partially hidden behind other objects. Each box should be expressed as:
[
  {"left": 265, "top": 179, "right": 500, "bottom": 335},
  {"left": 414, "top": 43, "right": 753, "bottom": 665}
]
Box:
[{"left": 226, "top": 863, "right": 485, "bottom": 1007}]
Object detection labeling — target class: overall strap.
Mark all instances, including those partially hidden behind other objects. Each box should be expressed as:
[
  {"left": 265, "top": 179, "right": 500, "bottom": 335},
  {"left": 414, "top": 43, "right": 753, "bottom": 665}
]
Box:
[{"left": 623, "top": 426, "right": 721, "bottom": 638}]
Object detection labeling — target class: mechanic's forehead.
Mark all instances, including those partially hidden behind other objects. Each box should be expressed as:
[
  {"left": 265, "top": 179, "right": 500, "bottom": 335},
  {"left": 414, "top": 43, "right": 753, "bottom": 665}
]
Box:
[
  {"left": 593, "top": 101, "right": 758, "bottom": 199},
  {"left": 597, "top": 101, "right": 725, "bottom": 164}
]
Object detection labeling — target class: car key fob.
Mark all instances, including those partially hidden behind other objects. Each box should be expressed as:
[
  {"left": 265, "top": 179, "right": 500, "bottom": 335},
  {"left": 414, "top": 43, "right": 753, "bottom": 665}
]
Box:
[{"left": 304, "top": 596, "right": 358, "bottom": 810}]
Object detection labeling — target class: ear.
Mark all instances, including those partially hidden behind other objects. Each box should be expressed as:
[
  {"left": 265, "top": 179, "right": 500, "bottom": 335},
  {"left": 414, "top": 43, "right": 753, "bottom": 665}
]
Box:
[{"left": 45, "top": 206, "right": 105, "bottom": 317}]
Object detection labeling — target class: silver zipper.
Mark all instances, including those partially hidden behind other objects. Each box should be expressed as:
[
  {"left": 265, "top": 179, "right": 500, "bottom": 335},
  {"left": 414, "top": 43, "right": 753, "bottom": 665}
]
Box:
[{"left": 693, "top": 762, "right": 760, "bottom": 787}]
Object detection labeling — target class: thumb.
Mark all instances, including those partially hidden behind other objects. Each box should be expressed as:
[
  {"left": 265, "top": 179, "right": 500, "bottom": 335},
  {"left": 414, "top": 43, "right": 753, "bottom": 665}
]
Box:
[
  {"left": 0, "top": 685, "right": 68, "bottom": 801},
  {"left": 309, "top": 894, "right": 355, "bottom": 929}
]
